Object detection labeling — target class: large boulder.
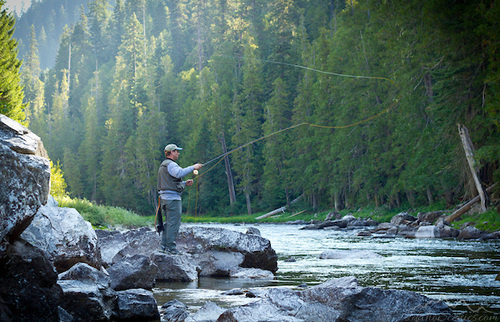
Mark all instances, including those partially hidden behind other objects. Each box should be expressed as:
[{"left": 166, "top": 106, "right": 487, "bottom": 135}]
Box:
[
  {"left": 415, "top": 225, "right": 439, "bottom": 238},
  {"left": 0, "top": 239, "right": 63, "bottom": 321},
  {"left": 58, "top": 263, "right": 116, "bottom": 321},
  {"left": 195, "top": 250, "right": 245, "bottom": 277},
  {"left": 108, "top": 254, "right": 158, "bottom": 290},
  {"left": 114, "top": 288, "right": 160, "bottom": 321},
  {"left": 0, "top": 114, "right": 50, "bottom": 244},
  {"left": 217, "top": 276, "right": 460, "bottom": 321},
  {"left": 151, "top": 252, "right": 199, "bottom": 282},
  {"left": 178, "top": 226, "right": 278, "bottom": 273},
  {"left": 21, "top": 196, "right": 102, "bottom": 272},
  {"left": 390, "top": 212, "right": 417, "bottom": 226},
  {"left": 97, "top": 227, "right": 159, "bottom": 266}
]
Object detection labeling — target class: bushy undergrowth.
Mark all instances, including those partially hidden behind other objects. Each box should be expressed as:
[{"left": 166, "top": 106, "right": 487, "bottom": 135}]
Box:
[{"left": 55, "top": 196, "right": 152, "bottom": 229}]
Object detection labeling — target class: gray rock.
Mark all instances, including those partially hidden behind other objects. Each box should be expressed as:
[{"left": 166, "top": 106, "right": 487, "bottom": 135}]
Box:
[
  {"left": 390, "top": 212, "right": 418, "bottom": 226},
  {"left": 222, "top": 288, "right": 245, "bottom": 295},
  {"left": 114, "top": 288, "right": 160, "bottom": 321},
  {"left": 107, "top": 254, "right": 158, "bottom": 291},
  {"left": 415, "top": 225, "right": 439, "bottom": 238},
  {"left": 98, "top": 226, "right": 278, "bottom": 282},
  {"left": 373, "top": 222, "right": 397, "bottom": 233},
  {"left": 185, "top": 302, "right": 226, "bottom": 322},
  {"left": 417, "top": 211, "right": 444, "bottom": 224},
  {"left": 457, "top": 226, "right": 497, "bottom": 240},
  {"left": 230, "top": 267, "right": 275, "bottom": 279},
  {"left": 246, "top": 227, "right": 261, "bottom": 236},
  {"left": 0, "top": 114, "right": 50, "bottom": 244},
  {"left": 21, "top": 196, "right": 102, "bottom": 272},
  {"left": 0, "top": 239, "right": 62, "bottom": 321},
  {"left": 319, "top": 249, "right": 383, "bottom": 259},
  {"left": 218, "top": 276, "right": 460, "bottom": 322},
  {"left": 152, "top": 252, "right": 199, "bottom": 282},
  {"left": 58, "top": 263, "right": 116, "bottom": 321},
  {"left": 178, "top": 226, "right": 278, "bottom": 273},
  {"left": 435, "top": 219, "right": 459, "bottom": 238},
  {"left": 161, "top": 299, "right": 189, "bottom": 322},
  {"left": 196, "top": 250, "right": 244, "bottom": 277},
  {"left": 98, "top": 227, "right": 159, "bottom": 266},
  {"left": 458, "top": 226, "right": 482, "bottom": 239}
]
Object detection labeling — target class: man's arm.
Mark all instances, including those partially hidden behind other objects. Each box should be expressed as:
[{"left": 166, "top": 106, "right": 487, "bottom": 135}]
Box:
[{"left": 167, "top": 162, "right": 194, "bottom": 179}]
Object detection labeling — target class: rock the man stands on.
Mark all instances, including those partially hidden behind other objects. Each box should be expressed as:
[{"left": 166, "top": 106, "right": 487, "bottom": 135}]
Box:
[{"left": 157, "top": 144, "right": 202, "bottom": 254}]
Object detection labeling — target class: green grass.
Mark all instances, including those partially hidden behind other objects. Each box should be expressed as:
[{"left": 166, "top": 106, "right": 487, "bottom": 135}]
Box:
[
  {"left": 55, "top": 196, "right": 152, "bottom": 229},
  {"left": 449, "top": 209, "right": 500, "bottom": 232}
]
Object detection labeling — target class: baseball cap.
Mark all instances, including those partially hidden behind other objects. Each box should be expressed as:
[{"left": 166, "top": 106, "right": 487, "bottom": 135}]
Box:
[{"left": 164, "top": 144, "right": 183, "bottom": 152}]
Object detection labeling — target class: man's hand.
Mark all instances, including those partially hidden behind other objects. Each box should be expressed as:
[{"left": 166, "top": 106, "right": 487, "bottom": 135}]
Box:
[
  {"left": 193, "top": 163, "right": 203, "bottom": 170},
  {"left": 186, "top": 179, "right": 194, "bottom": 186}
]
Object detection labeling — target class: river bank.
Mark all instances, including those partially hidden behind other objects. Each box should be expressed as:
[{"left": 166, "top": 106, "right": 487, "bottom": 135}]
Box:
[{"left": 56, "top": 196, "right": 500, "bottom": 233}]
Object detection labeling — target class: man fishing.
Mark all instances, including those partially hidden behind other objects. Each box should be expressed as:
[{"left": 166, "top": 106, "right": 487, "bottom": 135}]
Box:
[{"left": 157, "top": 143, "right": 203, "bottom": 254}]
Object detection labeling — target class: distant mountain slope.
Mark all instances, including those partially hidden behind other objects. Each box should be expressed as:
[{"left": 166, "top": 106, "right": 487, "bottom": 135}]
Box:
[{"left": 13, "top": 0, "right": 89, "bottom": 69}]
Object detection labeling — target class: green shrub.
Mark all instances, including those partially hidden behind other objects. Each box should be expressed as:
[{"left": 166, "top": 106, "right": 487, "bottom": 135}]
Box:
[{"left": 55, "top": 196, "right": 152, "bottom": 229}]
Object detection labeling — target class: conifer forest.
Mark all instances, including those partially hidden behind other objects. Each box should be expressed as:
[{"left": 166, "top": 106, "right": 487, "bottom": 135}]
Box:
[{"left": 3, "top": 0, "right": 499, "bottom": 216}]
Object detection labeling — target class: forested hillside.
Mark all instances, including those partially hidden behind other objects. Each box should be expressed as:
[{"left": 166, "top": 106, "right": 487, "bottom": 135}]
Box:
[
  {"left": 13, "top": 0, "right": 94, "bottom": 69},
  {"left": 16, "top": 0, "right": 499, "bottom": 216}
]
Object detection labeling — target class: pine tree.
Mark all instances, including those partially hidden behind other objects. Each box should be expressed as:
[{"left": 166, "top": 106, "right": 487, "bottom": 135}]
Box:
[
  {"left": 232, "top": 32, "right": 265, "bottom": 214},
  {"left": 21, "top": 25, "right": 45, "bottom": 136},
  {"left": 0, "top": 0, "right": 25, "bottom": 122}
]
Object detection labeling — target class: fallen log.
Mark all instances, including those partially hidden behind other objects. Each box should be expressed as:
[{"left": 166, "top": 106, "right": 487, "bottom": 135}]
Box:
[
  {"left": 256, "top": 206, "right": 286, "bottom": 220},
  {"left": 287, "top": 210, "right": 307, "bottom": 218},
  {"left": 444, "top": 183, "right": 496, "bottom": 224}
]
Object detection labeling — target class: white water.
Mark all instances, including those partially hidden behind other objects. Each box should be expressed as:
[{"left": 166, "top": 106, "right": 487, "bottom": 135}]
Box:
[{"left": 154, "top": 223, "right": 500, "bottom": 320}]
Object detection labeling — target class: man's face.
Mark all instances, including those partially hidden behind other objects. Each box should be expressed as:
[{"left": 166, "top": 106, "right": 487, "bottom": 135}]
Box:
[{"left": 171, "top": 149, "right": 180, "bottom": 160}]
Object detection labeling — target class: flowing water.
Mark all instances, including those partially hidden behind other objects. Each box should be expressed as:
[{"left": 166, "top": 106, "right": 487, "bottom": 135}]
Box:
[{"left": 153, "top": 223, "right": 500, "bottom": 321}]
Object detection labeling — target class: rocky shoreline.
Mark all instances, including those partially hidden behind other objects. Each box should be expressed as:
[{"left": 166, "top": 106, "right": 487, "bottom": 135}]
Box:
[{"left": 294, "top": 211, "right": 499, "bottom": 240}]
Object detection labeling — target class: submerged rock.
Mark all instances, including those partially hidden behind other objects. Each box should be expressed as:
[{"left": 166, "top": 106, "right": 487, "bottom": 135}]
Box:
[
  {"left": 319, "top": 249, "right": 383, "bottom": 259},
  {"left": 216, "top": 276, "right": 460, "bottom": 321}
]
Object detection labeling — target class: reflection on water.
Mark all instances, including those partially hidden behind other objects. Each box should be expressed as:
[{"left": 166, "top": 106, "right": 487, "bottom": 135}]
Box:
[{"left": 153, "top": 223, "right": 500, "bottom": 320}]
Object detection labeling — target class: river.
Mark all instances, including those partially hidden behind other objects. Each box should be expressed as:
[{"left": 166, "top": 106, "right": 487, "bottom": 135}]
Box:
[{"left": 153, "top": 223, "right": 500, "bottom": 321}]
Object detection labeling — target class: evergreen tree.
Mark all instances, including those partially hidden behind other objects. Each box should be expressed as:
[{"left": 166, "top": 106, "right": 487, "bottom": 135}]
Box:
[
  {"left": 0, "top": 0, "right": 25, "bottom": 122},
  {"left": 232, "top": 32, "right": 265, "bottom": 214},
  {"left": 21, "top": 25, "right": 45, "bottom": 136}
]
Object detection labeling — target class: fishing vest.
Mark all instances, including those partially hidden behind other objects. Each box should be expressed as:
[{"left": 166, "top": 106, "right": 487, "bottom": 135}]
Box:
[{"left": 157, "top": 159, "right": 185, "bottom": 193}]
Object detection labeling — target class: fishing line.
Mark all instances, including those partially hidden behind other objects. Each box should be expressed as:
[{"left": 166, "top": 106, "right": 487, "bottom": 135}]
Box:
[
  {"left": 186, "top": 54, "right": 400, "bottom": 215},
  {"left": 213, "top": 54, "right": 397, "bottom": 86}
]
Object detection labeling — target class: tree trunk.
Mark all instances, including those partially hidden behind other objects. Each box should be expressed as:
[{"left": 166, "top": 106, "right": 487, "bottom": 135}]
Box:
[
  {"left": 245, "top": 189, "right": 252, "bottom": 215},
  {"left": 458, "top": 123, "right": 488, "bottom": 212},
  {"left": 426, "top": 187, "right": 433, "bottom": 205},
  {"left": 220, "top": 133, "right": 236, "bottom": 205}
]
